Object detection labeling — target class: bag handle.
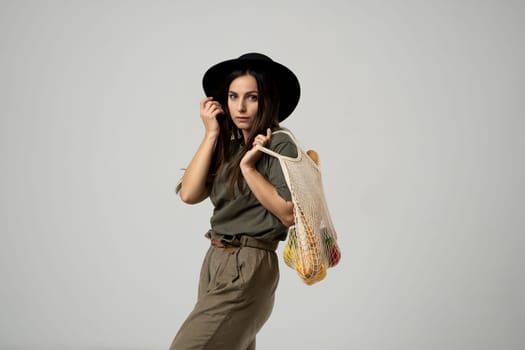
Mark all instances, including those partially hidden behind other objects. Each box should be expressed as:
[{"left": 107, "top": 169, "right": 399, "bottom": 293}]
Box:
[{"left": 255, "top": 129, "right": 303, "bottom": 162}]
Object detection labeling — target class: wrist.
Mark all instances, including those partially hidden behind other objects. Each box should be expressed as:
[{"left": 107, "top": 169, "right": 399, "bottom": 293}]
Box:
[
  {"left": 204, "top": 131, "right": 219, "bottom": 142},
  {"left": 240, "top": 163, "right": 257, "bottom": 175}
]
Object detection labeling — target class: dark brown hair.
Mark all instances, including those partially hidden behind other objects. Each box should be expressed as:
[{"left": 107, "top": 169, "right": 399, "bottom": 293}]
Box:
[{"left": 210, "top": 68, "right": 281, "bottom": 197}]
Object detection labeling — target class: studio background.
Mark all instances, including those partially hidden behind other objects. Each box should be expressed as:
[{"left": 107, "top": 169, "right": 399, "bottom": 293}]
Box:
[{"left": 1, "top": 1, "right": 523, "bottom": 349}]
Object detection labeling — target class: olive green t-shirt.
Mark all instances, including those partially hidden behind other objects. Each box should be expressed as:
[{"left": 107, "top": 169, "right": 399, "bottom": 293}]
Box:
[{"left": 209, "top": 131, "right": 297, "bottom": 242}]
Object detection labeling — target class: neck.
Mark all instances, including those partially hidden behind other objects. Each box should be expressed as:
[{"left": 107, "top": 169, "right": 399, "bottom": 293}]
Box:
[{"left": 242, "top": 130, "right": 250, "bottom": 145}]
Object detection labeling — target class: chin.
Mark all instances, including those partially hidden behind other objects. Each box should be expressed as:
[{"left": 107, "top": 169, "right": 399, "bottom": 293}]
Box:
[{"left": 237, "top": 125, "right": 252, "bottom": 132}]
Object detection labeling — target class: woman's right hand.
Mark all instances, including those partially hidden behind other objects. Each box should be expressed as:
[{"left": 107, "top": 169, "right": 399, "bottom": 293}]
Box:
[{"left": 200, "top": 97, "right": 224, "bottom": 137}]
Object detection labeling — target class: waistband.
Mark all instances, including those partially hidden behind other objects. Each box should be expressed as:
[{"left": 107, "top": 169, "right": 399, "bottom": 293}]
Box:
[{"left": 205, "top": 230, "right": 279, "bottom": 252}]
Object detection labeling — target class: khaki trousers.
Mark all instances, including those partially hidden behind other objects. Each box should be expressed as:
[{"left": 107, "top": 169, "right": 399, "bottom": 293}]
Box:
[{"left": 169, "top": 235, "right": 279, "bottom": 350}]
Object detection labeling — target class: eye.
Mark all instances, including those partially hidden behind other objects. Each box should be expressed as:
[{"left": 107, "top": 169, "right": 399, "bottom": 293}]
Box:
[
  {"left": 228, "top": 93, "right": 237, "bottom": 100},
  {"left": 248, "top": 94, "right": 258, "bottom": 102}
]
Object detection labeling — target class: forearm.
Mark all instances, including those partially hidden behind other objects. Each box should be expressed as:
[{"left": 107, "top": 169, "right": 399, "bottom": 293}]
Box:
[
  {"left": 179, "top": 133, "right": 218, "bottom": 204},
  {"left": 241, "top": 165, "right": 294, "bottom": 227}
]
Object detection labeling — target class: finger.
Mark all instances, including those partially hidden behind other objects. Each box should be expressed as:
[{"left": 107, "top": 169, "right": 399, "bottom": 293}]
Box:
[
  {"left": 266, "top": 128, "right": 272, "bottom": 139},
  {"left": 256, "top": 133, "right": 269, "bottom": 145},
  {"left": 211, "top": 108, "right": 223, "bottom": 118},
  {"left": 210, "top": 103, "right": 223, "bottom": 113},
  {"left": 201, "top": 97, "right": 213, "bottom": 108},
  {"left": 211, "top": 101, "right": 222, "bottom": 109},
  {"left": 213, "top": 104, "right": 224, "bottom": 113},
  {"left": 208, "top": 102, "right": 222, "bottom": 111}
]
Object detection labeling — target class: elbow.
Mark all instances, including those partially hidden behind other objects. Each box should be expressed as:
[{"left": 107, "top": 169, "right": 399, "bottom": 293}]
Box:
[
  {"left": 279, "top": 201, "right": 295, "bottom": 228},
  {"left": 179, "top": 187, "right": 204, "bottom": 204},
  {"left": 179, "top": 191, "right": 195, "bottom": 204},
  {"left": 281, "top": 214, "right": 295, "bottom": 228}
]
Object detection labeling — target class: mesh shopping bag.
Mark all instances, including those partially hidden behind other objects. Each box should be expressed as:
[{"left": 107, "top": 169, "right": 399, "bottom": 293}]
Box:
[{"left": 256, "top": 130, "right": 341, "bottom": 285}]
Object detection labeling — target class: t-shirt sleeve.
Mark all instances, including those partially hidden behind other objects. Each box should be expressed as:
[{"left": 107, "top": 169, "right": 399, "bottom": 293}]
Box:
[{"left": 264, "top": 133, "right": 298, "bottom": 201}]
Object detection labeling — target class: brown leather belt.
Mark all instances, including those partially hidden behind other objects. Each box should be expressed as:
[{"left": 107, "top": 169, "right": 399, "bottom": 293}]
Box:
[
  {"left": 210, "top": 239, "right": 238, "bottom": 254},
  {"left": 206, "top": 230, "right": 279, "bottom": 253}
]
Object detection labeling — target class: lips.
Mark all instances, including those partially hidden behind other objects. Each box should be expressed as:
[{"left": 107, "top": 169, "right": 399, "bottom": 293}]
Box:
[{"left": 235, "top": 116, "right": 251, "bottom": 123}]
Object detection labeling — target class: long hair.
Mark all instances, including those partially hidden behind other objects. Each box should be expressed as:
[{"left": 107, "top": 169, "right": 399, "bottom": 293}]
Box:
[{"left": 210, "top": 68, "right": 281, "bottom": 197}]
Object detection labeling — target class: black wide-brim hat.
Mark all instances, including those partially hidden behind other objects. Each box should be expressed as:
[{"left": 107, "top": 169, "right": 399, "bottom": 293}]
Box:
[{"left": 202, "top": 52, "right": 300, "bottom": 122}]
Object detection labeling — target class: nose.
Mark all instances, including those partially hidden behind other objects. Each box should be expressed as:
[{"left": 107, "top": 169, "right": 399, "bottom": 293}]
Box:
[{"left": 236, "top": 98, "right": 246, "bottom": 112}]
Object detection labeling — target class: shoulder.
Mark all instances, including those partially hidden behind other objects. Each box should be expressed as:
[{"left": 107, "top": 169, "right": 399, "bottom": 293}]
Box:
[{"left": 268, "top": 129, "right": 298, "bottom": 158}]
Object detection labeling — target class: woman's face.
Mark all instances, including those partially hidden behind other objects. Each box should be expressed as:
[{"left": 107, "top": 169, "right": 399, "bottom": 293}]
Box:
[{"left": 227, "top": 74, "right": 259, "bottom": 136}]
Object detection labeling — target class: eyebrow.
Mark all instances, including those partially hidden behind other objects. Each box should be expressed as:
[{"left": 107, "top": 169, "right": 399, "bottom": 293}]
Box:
[{"left": 228, "top": 90, "right": 259, "bottom": 94}]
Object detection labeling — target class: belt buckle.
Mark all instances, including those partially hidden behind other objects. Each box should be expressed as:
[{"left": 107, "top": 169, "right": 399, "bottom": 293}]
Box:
[{"left": 220, "top": 234, "right": 241, "bottom": 247}]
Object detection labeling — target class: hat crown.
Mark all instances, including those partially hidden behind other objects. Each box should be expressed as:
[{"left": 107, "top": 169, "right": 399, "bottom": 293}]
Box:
[{"left": 238, "top": 52, "right": 273, "bottom": 62}]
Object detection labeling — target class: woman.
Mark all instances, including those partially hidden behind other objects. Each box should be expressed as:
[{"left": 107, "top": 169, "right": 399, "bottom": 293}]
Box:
[{"left": 170, "top": 53, "right": 300, "bottom": 350}]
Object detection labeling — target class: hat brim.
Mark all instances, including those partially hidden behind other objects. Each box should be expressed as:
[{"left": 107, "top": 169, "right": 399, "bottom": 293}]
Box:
[{"left": 202, "top": 56, "right": 300, "bottom": 122}]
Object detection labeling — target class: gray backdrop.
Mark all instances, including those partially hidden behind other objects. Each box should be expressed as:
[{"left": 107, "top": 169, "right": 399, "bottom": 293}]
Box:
[{"left": 1, "top": 0, "right": 523, "bottom": 349}]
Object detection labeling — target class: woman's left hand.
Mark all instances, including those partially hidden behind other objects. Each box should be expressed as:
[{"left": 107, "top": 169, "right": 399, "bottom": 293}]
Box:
[{"left": 241, "top": 128, "right": 272, "bottom": 169}]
